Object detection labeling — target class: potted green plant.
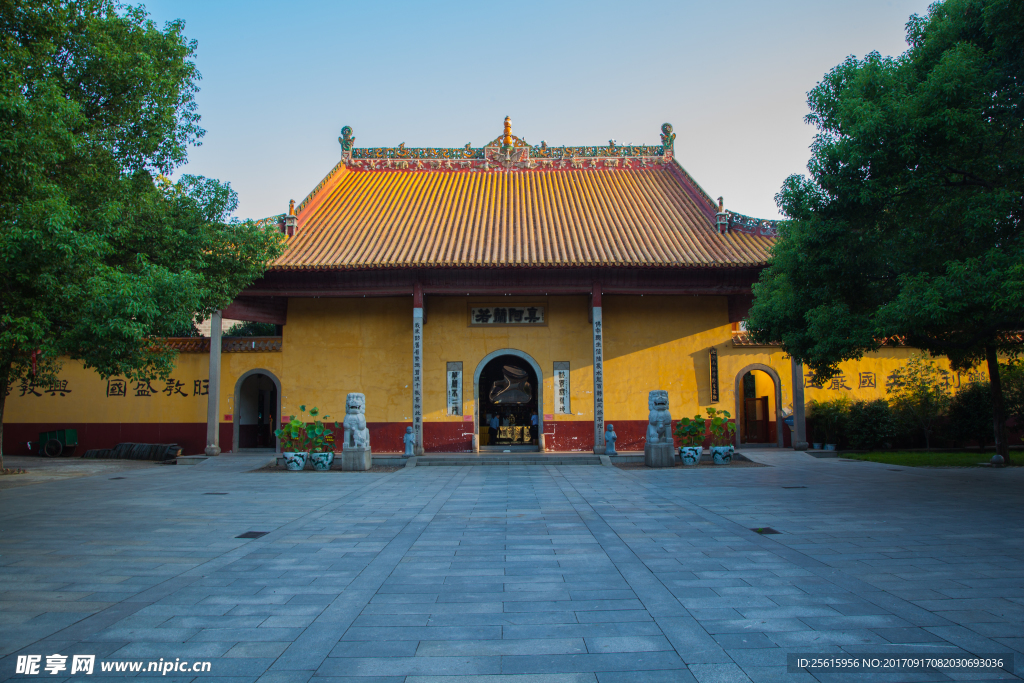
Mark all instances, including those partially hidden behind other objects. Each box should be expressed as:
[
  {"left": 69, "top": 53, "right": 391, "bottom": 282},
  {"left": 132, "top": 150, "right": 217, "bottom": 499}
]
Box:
[
  {"left": 674, "top": 414, "right": 706, "bottom": 466},
  {"left": 275, "top": 405, "right": 340, "bottom": 471},
  {"left": 808, "top": 397, "right": 850, "bottom": 450},
  {"left": 706, "top": 407, "right": 736, "bottom": 464},
  {"left": 276, "top": 410, "right": 310, "bottom": 470},
  {"left": 306, "top": 407, "right": 341, "bottom": 471}
]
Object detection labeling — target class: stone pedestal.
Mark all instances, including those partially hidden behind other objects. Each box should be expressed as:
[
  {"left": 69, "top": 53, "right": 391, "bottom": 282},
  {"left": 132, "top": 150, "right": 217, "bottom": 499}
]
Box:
[
  {"left": 644, "top": 442, "right": 675, "bottom": 468},
  {"left": 341, "top": 448, "right": 371, "bottom": 471}
]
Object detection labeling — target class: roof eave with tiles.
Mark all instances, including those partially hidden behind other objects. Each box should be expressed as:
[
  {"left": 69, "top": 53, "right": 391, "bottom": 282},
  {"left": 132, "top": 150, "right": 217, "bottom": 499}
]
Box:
[{"left": 269, "top": 119, "right": 780, "bottom": 271}]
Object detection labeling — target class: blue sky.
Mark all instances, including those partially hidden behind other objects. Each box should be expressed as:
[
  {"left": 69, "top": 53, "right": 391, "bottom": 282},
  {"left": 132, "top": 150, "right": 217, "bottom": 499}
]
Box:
[{"left": 144, "top": 0, "right": 933, "bottom": 221}]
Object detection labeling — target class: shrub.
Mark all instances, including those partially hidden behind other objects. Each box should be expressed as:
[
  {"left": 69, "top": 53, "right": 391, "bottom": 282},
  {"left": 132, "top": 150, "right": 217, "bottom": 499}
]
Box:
[
  {"left": 1003, "top": 362, "right": 1024, "bottom": 427},
  {"left": 886, "top": 355, "right": 951, "bottom": 450},
  {"left": 945, "top": 381, "right": 993, "bottom": 448},
  {"left": 846, "top": 399, "right": 898, "bottom": 450},
  {"left": 807, "top": 396, "right": 851, "bottom": 445}
]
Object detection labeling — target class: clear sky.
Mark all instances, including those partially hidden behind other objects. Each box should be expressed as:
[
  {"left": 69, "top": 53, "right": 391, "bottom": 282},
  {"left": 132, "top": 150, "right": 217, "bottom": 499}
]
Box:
[{"left": 144, "top": 0, "right": 933, "bottom": 221}]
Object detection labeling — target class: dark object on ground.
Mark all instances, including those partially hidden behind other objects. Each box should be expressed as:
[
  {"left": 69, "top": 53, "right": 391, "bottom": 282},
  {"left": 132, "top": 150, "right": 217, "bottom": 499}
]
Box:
[
  {"left": 82, "top": 443, "right": 182, "bottom": 461},
  {"left": 38, "top": 429, "right": 78, "bottom": 456}
]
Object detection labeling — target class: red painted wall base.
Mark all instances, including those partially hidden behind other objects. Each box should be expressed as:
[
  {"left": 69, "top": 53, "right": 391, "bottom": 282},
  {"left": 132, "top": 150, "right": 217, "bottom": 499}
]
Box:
[{"left": 4, "top": 423, "right": 215, "bottom": 456}]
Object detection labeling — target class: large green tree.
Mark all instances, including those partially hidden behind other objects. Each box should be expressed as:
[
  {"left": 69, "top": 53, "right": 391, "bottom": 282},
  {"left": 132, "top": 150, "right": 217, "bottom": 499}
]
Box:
[
  {"left": 0, "top": 1, "right": 284, "bottom": 466},
  {"left": 747, "top": 0, "right": 1024, "bottom": 462}
]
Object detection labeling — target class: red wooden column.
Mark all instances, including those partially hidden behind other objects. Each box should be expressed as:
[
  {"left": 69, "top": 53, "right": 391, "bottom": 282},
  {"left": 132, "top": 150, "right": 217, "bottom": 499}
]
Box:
[
  {"left": 412, "top": 283, "right": 424, "bottom": 455},
  {"left": 592, "top": 283, "right": 605, "bottom": 454}
]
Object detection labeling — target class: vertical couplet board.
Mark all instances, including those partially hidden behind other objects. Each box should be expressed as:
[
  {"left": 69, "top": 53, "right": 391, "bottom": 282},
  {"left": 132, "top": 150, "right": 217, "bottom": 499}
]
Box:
[
  {"left": 553, "top": 361, "right": 570, "bottom": 415},
  {"left": 412, "top": 309, "right": 424, "bottom": 452},
  {"left": 593, "top": 310, "right": 604, "bottom": 452},
  {"left": 446, "top": 362, "right": 463, "bottom": 416},
  {"left": 709, "top": 347, "right": 720, "bottom": 403}
]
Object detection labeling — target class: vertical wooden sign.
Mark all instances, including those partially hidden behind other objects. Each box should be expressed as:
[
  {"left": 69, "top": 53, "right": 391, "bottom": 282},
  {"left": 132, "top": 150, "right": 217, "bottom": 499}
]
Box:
[
  {"left": 709, "top": 347, "right": 719, "bottom": 403},
  {"left": 446, "top": 362, "right": 462, "bottom": 416},
  {"left": 412, "top": 311, "right": 423, "bottom": 452}
]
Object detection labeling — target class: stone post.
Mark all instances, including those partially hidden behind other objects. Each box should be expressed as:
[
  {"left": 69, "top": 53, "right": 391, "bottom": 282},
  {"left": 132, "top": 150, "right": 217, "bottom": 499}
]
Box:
[
  {"left": 790, "top": 356, "right": 808, "bottom": 450},
  {"left": 592, "top": 284, "right": 605, "bottom": 455},
  {"left": 205, "top": 310, "right": 222, "bottom": 457}
]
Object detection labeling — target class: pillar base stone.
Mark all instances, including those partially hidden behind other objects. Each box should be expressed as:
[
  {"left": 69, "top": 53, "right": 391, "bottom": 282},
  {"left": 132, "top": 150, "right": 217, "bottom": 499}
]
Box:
[
  {"left": 341, "top": 448, "right": 371, "bottom": 471},
  {"left": 644, "top": 442, "right": 675, "bottom": 468}
]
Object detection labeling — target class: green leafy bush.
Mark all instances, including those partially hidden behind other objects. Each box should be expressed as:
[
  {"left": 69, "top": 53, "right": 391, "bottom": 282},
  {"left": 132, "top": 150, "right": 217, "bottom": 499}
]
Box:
[
  {"left": 945, "top": 381, "right": 993, "bottom": 448},
  {"left": 886, "top": 355, "right": 951, "bottom": 450},
  {"left": 274, "top": 405, "right": 340, "bottom": 453},
  {"left": 846, "top": 399, "right": 898, "bottom": 450},
  {"left": 673, "top": 415, "right": 707, "bottom": 448},
  {"left": 1003, "top": 362, "right": 1024, "bottom": 428},
  {"left": 807, "top": 396, "right": 851, "bottom": 445},
  {"left": 705, "top": 407, "right": 736, "bottom": 446}
]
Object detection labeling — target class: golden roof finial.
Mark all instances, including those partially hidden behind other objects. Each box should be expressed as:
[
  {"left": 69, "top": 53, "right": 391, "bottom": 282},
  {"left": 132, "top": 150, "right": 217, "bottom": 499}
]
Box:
[
  {"left": 502, "top": 116, "right": 513, "bottom": 150},
  {"left": 289, "top": 199, "right": 295, "bottom": 216}
]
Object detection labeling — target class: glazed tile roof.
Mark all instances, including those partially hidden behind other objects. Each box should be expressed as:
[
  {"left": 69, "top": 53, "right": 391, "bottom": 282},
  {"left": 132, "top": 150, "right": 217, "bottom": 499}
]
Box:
[{"left": 272, "top": 121, "right": 778, "bottom": 271}]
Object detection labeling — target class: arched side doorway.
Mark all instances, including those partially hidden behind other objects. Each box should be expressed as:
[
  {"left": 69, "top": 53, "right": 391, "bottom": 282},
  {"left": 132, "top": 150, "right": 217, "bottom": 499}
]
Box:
[
  {"left": 733, "top": 364, "right": 785, "bottom": 448},
  {"left": 233, "top": 369, "right": 282, "bottom": 453},
  {"left": 473, "top": 349, "right": 545, "bottom": 452}
]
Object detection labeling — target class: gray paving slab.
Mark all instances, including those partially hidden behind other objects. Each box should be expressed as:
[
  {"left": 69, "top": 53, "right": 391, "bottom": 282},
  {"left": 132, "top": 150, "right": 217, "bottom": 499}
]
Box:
[{"left": 0, "top": 452, "right": 1023, "bottom": 681}]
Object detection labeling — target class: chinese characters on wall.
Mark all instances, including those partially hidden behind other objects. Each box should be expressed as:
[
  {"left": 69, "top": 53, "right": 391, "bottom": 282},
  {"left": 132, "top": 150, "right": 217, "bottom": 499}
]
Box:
[
  {"left": 17, "top": 379, "right": 72, "bottom": 397},
  {"left": 412, "top": 313, "right": 423, "bottom": 445},
  {"left": 446, "top": 366, "right": 462, "bottom": 416},
  {"left": 16, "top": 376, "right": 209, "bottom": 399},
  {"left": 553, "top": 362, "right": 570, "bottom": 414},
  {"left": 709, "top": 347, "right": 720, "bottom": 403},
  {"left": 593, "top": 315, "right": 604, "bottom": 447},
  {"left": 470, "top": 305, "right": 545, "bottom": 326},
  {"left": 805, "top": 368, "right": 986, "bottom": 391},
  {"left": 105, "top": 377, "right": 207, "bottom": 398}
]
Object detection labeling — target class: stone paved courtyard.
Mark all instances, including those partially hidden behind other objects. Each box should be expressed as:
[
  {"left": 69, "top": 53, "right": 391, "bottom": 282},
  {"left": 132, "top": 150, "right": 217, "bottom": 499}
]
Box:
[{"left": 1, "top": 452, "right": 1023, "bottom": 682}]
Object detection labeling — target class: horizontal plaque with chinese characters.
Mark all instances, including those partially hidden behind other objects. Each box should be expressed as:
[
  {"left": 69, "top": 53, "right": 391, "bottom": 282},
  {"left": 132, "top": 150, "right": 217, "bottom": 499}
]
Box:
[{"left": 469, "top": 304, "right": 545, "bottom": 326}]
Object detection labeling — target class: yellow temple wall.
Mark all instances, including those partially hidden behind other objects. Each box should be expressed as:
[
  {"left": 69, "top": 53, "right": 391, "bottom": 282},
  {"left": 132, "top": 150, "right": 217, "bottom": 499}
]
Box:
[
  {"left": 421, "top": 295, "right": 594, "bottom": 422},
  {"left": 280, "top": 297, "right": 411, "bottom": 422},
  {"left": 3, "top": 292, "right": 994, "bottom": 455}
]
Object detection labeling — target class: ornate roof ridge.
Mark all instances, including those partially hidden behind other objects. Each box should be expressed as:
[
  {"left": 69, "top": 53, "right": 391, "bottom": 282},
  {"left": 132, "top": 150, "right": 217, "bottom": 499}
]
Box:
[{"left": 337, "top": 117, "right": 676, "bottom": 171}]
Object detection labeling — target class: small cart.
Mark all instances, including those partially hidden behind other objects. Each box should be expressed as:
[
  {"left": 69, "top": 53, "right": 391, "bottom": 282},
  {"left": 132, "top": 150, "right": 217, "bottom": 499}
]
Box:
[{"left": 38, "top": 429, "right": 78, "bottom": 457}]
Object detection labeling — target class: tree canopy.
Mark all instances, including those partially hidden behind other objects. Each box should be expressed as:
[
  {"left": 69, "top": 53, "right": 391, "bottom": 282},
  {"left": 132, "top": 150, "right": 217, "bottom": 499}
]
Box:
[
  {"left": 747, "top": 0, "right": 1023, "bottom": 459},
  {"left": 0, "top": 1, "right": 285, "bottom": 459}
]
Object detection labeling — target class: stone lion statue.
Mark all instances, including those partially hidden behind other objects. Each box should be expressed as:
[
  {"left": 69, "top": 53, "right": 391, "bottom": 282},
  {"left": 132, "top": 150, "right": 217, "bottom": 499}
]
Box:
[
  {"left": 343, "top": 392, "right": 370, "bottom": 450},
  {"left": 646, "top": 390, "right": 672, "bottom": 445}
]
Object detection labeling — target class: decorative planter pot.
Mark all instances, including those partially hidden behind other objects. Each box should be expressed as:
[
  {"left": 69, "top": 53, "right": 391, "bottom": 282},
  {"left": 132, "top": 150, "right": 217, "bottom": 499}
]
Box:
[
  {"left": 711, "top": 445, "right": 734, "bottom": 465},
  {"left": 812, "top": 442, "right": 823, "bottom": 450},
  {"left": 308, "top": 452, "right": 334, "bottom": 471},
  {"left": 824, "top": 444, "right": 837, "bottom": 451},
  {"left": 282, "top": 452, "right": 308, "bottom": 471},
  {"left": 680, "top": 447, "right": 701, "bottom": 466}
]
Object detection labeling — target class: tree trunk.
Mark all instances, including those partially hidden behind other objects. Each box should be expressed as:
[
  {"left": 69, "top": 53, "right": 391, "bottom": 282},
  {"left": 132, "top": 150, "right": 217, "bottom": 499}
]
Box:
[{"left": 986, "top": 346, "right": 1010, "bottom": 465}]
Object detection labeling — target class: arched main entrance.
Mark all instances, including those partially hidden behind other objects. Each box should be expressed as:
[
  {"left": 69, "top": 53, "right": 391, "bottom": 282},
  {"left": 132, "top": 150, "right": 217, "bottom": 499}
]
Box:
[
  {"left": 233, "top": 370, "right": 281, "bottom": 452},
  {"left": 733, "top": 364, "right": 784, "bottom": 448},
  {"left": 474, "top": 349, "right": 544, "bottom": 452}
]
